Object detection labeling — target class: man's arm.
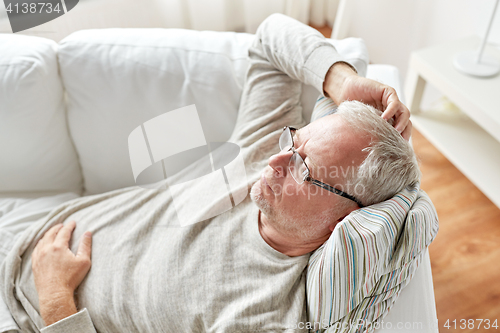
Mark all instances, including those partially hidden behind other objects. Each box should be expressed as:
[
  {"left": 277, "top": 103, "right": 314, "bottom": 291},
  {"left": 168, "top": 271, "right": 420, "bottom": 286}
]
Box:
[
  {"left": 234, "top": 13, "right": 411, "bottom": 141},
  {"left": 231, "top": 13, "right": 358, "bottom": 144},
  {"left": 259, "top": 13, "right": 411, "bottom": 139},
  {"left": 32, "top": 221, "right": 97, "bottom": 332}
]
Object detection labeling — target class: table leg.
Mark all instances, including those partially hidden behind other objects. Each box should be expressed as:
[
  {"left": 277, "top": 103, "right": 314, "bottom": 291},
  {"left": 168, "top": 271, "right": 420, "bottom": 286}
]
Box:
[{"left": 405, "top": 67, "right": 426, "bottom": 113}]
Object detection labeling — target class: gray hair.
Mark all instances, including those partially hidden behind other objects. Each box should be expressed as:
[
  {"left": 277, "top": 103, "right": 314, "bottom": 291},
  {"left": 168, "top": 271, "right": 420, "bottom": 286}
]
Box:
[{"left": 335, "top": 100, "right": 420, "bottom": 207}]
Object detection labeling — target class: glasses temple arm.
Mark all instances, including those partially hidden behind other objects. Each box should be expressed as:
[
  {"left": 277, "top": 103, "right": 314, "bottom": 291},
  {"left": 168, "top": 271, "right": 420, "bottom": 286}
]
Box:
[{"left": 309, "top": 179, "right": 364, "bottom": 208}]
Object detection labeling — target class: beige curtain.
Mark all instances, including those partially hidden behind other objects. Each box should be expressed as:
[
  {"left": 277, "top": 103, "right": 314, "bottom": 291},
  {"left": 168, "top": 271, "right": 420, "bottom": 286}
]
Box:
[
  {"left": 0, "top": 0, "right": 340, "bottom": 41},
  {"left": 153, "top": 0, "right": 340, "bottom": 33}
]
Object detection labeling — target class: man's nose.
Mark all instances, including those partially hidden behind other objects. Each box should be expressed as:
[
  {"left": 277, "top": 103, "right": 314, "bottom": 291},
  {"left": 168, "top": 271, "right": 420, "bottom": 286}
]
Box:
[{"left": 268, "top": 149, "right": 292, "bottom": 177}]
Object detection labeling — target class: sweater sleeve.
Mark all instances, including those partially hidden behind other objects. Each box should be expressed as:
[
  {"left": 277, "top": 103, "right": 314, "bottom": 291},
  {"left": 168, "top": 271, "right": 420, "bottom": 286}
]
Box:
[
  {"left": 40, "top": 308, "right": 97, "bottom": 333},
  {"left": 255, "top": 13, "right": 353, "bottom": 95}
]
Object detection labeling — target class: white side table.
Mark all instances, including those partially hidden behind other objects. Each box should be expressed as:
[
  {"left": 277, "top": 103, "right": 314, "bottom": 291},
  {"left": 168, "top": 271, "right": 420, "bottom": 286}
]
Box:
[{"left": 405, "top": 36, "right": 500, "bottom": 209}]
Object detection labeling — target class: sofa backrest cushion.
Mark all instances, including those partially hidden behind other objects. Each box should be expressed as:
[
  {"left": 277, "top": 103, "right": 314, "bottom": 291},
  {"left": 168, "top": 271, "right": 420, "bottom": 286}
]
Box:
[
  {"left": 0, "top": 34, "right": 83, "bottom": 194},
  {"left": 59, "top": 29, "right": 301, "bottom": 195},
  {"left": 58, "top": 28, "right": 368, "bottom": 195},
  {"left": 59, "top": 29, "right": 256, "bottom": 194}
]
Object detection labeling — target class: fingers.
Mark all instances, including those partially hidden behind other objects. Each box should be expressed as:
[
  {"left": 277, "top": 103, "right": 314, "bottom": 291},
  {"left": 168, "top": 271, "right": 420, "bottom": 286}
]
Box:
[
  {"left": 386, "top": 103, "right": 411, "bottom": 133},
  {"left": 42, "top": 223, "right": 64, "bottom": 243},
  {"left": 380, "top": 91, "right": 404, "bottom": 121},
  {"left": 380, "top": 86, "right": 399, "bottom": 118},
  {"left": 77, "top": 232, "right": 92, "bottom": 259},
  {"left": 379, "top": 87, "right": 411, "bottom": 135},
  {"left": 401, "top": 119, "right": 413, "bottom": 141},
  {"left": 383, "top": 102, "right": 411, "bottom": 139},
  {"left": 395, "top": 104, "right": 411, "bottom": 134},
  {"left": 55, "top": 220, "right": 77, "bottom": 247}
]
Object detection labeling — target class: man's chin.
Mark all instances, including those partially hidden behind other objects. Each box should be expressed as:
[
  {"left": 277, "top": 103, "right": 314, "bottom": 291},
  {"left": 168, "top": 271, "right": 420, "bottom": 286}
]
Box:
[
  {"left": 250, "top": 181, "right": 262, "bottom": 204},
  {"left": 250, "top": 181, "right": 272, "bottom": 216}
]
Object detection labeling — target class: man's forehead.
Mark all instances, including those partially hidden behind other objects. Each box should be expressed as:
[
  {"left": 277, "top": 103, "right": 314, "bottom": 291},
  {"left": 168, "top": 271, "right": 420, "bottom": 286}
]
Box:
[
  {"left": 295, "top": 116, "right": 343, "bottom": 172},
  {"left": 296, "top": 115, "right": 345, "bottom": 147},
  {"left": 296, "top": 115, "right": 369, "bottom": 181}
]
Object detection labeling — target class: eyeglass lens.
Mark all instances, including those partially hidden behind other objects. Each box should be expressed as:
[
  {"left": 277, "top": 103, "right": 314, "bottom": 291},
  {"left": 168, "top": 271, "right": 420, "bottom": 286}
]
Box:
[
  {"left": 289, "top": 153, "right": 308, "bottom": 184},
  {"left": 279, "top": 127, "right": 293, "bottom": 151},
  {"left": 279, "top": 128, "right": 308, "bottom": 184}
]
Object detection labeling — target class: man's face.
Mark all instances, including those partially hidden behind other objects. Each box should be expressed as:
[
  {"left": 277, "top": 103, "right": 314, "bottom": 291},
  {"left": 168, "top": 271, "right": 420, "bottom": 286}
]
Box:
[{"left": 250, "top": 114, "right": 371, "bottom": 244}]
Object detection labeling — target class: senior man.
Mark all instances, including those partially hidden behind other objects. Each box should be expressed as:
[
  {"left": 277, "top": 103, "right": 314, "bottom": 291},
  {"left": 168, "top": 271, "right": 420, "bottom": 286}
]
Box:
[{"left": 0, "top": 14, "right": 418, "bottom": 332}]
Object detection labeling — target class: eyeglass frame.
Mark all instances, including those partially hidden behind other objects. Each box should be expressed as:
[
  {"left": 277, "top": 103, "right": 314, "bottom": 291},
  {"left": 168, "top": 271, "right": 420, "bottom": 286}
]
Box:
[{"left": 279, "top": 126, "right": 364, "bottom": 208}]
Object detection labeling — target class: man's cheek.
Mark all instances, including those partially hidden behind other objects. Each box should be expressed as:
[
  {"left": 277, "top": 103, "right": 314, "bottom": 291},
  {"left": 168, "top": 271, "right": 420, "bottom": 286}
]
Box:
[
  {"left": 284, "top": 183, "right": 296, "bottom": 196},
  {"left": 283, "top": 183, "right": 307, "bottom": 197},
  {"left": 296, "top": 184, "right": 307, "bottom": 198},
  {"left": 307, "top": 183, "right": 320, "bottom": 201}
]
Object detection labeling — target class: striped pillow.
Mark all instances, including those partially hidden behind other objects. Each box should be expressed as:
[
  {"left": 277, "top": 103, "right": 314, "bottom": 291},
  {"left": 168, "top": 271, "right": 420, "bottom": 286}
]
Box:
[
  {"left": 306, "top": 184, "right": 439, "bottom": 332},
  {"left": 311, "top": 96, "right": 338, "bottom": 122}
]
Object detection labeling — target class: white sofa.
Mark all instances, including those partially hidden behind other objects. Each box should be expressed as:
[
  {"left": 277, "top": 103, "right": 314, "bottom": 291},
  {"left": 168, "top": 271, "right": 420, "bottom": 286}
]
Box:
[{"left": 0, "top": 29, "right": 438, "bottom": 332}]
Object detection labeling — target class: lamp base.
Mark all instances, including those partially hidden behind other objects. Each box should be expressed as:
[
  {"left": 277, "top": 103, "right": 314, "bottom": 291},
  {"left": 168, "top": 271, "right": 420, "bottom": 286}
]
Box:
[{"left": 453, "top": 50, "right": 500, "bottom": 77}]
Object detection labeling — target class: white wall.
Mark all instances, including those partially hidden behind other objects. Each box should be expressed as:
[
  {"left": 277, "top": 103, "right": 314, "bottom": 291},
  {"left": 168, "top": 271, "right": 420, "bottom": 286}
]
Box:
[{"left": 346, "top": 0, "right": 500, "bottom": 80}]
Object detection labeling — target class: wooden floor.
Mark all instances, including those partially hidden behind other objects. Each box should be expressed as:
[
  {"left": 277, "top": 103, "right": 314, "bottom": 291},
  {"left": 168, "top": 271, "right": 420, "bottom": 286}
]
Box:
[
  {"left": 312, "top": 24, "right": 500, "bottom": 333},
  {"left": 413, "top": 129, "right": 500, "bottom": 332}
]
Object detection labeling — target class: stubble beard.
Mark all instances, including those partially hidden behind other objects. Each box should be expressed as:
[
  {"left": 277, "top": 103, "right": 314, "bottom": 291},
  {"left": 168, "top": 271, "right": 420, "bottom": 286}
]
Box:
[
  {"left": 250, "top": 181, "right": 274, "bottom": 219},
  {"left": 250, "top": 181, "right": 326, "bottom": 240}
]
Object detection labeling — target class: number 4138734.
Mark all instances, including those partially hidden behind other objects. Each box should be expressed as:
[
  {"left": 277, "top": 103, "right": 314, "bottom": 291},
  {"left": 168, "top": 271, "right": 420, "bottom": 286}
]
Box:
[
  {"left": 5, "top": 2, "right": 62, "bottom": 14},
  {"left": 444, "top": 319, "right": 498, "bottom": 330}
]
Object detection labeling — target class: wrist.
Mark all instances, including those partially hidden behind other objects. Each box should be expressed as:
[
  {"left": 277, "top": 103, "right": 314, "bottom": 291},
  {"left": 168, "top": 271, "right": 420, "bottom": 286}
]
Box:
[
  {"left": 39, "top": 290, "right": 77, "bottom": 326},
  {"left": 38, "top": 285, "right": 74, "bottom": 304},
  {"left": 323, "top": 62, "right": 357, "bottom": 104}
]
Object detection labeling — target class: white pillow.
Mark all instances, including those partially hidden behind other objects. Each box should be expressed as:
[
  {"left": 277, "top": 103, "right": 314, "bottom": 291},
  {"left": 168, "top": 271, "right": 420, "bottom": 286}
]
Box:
[{"left": 0, "top": 34, "right": 82, "bottom": 194}]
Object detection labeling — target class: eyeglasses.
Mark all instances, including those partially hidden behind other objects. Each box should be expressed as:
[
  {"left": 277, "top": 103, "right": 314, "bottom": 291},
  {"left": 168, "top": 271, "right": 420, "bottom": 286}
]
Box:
[{"left": 279, "top": 126, "right": 364, "bottom": 207}]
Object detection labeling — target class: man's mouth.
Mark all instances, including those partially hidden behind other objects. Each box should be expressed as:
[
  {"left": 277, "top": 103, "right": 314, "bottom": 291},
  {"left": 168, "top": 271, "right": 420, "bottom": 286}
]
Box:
[{"left": 262, "top": 174, "right": 274, "bottom": 194}]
